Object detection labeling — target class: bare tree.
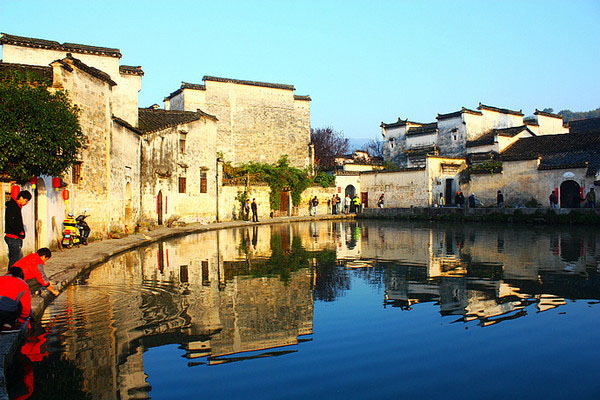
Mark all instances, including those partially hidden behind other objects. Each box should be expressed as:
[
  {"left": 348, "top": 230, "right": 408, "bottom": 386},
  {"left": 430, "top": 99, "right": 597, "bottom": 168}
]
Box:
[
  {"left": 361, "top": 138, "right": 384, "bottom": 159},
  {"left": 310, "top": 127, "right": 350, "bottom": 169}
]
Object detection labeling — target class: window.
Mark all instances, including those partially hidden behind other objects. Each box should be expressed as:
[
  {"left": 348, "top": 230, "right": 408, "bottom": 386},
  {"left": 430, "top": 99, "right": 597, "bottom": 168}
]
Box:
[
  {"left": 179, "top": 177, "right": 187, "bottom": 193},
  {"left": 180, "top": 265, "right": 189, "bottom": 283},
  {"left": 202, "top": 261, "right": 210, "bottom": 286},
  {"left": 72, "top": 162, "right": 82, "bottom": 184},
  {"left": 179, "top": 132, "right": 187, "bottom": 154},
  {"left": 200, "top": 171, "right": 207, "bottom": 193}
]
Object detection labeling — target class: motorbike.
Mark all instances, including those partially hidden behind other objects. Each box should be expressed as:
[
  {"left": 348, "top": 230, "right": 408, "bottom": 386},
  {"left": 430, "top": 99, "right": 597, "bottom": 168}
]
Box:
[{"left": 62, "top": 211, "right": 91, "bottom": 248}]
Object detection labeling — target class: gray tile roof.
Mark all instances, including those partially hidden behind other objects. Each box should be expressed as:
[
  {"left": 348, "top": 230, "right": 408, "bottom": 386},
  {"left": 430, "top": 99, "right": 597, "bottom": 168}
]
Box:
[
  {"left": 500, "top": 131, "right": 600, "bottom": 175},
  {"left": 138, "top": 107, "right": 217, "bottom": 133},
  {"left": 1, "top": 33, "right": 121, "bottom": 58},
  {"left": 0, "top": 61, "right": 53, "bottom": 82}
]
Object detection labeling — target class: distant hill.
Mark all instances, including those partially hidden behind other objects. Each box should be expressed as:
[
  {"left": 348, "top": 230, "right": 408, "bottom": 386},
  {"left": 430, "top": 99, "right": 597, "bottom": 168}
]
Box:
[
  {"left": 348, "top": 138, "right": 370, "bottom": 152},
  {"left": 558, "top": 108, "right": 600, "bottom": 122}
]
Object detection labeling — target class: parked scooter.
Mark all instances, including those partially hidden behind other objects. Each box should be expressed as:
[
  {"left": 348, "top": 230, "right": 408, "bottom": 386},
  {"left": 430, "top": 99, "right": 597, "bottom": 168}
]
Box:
[{"left": 62, "top": 211, "right": 91, "bottom": 248}]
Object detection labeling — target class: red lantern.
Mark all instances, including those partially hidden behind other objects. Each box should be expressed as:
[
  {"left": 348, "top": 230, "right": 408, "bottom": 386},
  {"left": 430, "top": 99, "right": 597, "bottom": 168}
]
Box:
[
  {"left": 10, "top": 184, "right": 20, "bottom": 200},
  {"left": 30, "top": 176, "right": 38, "bottom": 189},
  {"left": 52, "top": 177, "right": 61, "bottom": 191},
  {"left": 62, "top": 189, "right": 70, "bottom": 201}
]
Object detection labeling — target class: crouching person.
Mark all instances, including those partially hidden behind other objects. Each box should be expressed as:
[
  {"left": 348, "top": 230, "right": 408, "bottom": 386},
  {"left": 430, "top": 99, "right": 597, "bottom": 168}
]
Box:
[
  {"left": 0, "top": 266, "right": 31, "bottom": 331},
  {"left": 13, "top": 248, "right": 59, "bottom": 296}
]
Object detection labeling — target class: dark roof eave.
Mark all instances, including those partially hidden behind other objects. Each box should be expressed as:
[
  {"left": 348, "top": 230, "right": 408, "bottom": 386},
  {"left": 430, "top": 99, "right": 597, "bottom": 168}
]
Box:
[
  {"left": 113, "top": 116, "right": 142, "bottom": 135},
  {"left": 203, "top": 75, "right": 294, "bottom": 91},
  {"left": 1, "top": 33, "right": 122, "bottom": 58}
]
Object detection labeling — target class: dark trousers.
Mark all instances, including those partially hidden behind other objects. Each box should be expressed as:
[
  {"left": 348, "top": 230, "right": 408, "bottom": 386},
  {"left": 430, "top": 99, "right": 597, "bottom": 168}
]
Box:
[
  {"left": 252, "top": 210, "right": 258, "bottom": 222},
  {"left": 4, "top": 236, "right": 23, "bottom": 268}
]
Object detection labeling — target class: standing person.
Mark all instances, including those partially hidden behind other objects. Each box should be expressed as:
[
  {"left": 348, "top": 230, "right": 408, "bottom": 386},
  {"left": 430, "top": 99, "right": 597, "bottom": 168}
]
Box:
[
  {"left": 437, "top": 193, "right": 445, "bottom": 207},
  {"left": 377, "top": 194, "right": 385, "bottom": 208},
  {"left": 497, "top": 190, "right": 504, "bottom": 208},
  {"left": 13, "top": 248, "right": 59, "bottom": 296},
  {"left": 0, "top": 266, "right": 31, "bottom": 330},
  {"left": 4, "top": 190, "right": 32, "bottom": 268},
  {"left": 331, "top": 195, "right": 338, "bottom": 215},
  {"left": 335, "top": 194, "right": 341, "bottom": 214},
  {"left": 352, "top": 194, "right": 361, "bottom": 213},
  {"left": 468, "top": 193, "right": 477, "bottom": 208},
  {"left": 585, "top": 188, "right": 596, "bottom": 208},
  {"left": 549, "top": 191, "right": 558, "bottom": 208},
  {"left": 344, "top": 194, "right": 351, "bottom": 214},
  {"left": 455, "top": 191, "right": 464, "bottom": 208},
  {"left": 244, "top": 199, "right": 251, "bottom": 221},
  {"left": 251, "top": 198, "right": 259, "bottom": 222},
  {"left": 311, "top": 196, "right": 319, "bottom": 216}
]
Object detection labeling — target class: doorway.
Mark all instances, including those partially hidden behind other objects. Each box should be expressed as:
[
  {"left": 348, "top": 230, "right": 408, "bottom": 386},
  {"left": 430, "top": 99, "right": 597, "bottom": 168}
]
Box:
[
  {"left": 560, "top": 180, "right": 580, "bottom": 208},
  {"left": 125, "top": 182, "right": 133, "bottom": 228},
  {"left": 345, "top": 185, "right": 356, "bottom": 198},
  {"left": 280, "top": 191, "right": 289, "bottom": 216},
  {"left": 34, "top": 179, "right": 47, "bottom": 248},
  {"left": 445, "top": 179, "right": 454, "bottom": 206},
  {"left": 157, "top": 190, "right": 163, "bottom": 225}
]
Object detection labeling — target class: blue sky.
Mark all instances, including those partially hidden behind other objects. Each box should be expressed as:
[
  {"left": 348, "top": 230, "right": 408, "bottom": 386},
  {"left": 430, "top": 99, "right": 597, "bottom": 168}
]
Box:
[{"left": 1, "top": 0, "right": 599, "bottom": 140}]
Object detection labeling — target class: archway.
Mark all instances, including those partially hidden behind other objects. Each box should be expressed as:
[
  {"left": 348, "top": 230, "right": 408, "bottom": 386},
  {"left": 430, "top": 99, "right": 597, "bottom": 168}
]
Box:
[
  {"left": 157, "top": 190, "right": 163, "bottom": 225},
  {"left": 345, "top": 185, "right": 356, "bottom": 198},
  {"left": 560, "top": 180, "right": 580, "bottom": 208},
  {"left": 35, "top": 179, "right": 47, "bottom": 248}
]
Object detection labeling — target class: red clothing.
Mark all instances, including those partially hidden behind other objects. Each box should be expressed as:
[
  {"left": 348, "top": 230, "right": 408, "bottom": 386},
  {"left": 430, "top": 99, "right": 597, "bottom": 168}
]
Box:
[
  {"left": 14, "top": 253, "right": 50, "bottom": 287},
  {"left": 0, "top": 275, "right": 31, "bottom": 326}
]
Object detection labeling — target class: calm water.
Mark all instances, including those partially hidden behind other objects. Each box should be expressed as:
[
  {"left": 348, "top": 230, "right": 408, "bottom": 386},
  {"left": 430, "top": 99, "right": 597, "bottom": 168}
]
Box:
[{"left": 9, "top": 221, "right": 600, "bottom": 399}]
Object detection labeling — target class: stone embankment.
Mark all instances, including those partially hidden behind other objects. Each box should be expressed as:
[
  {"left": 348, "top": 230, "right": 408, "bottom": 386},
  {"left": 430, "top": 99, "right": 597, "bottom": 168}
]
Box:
[
  {"left": 0, "top": 213, "right": 354, "bottom": 397},
  {"left": 359, "top": 206, "right": 600, "bottom": 224}
]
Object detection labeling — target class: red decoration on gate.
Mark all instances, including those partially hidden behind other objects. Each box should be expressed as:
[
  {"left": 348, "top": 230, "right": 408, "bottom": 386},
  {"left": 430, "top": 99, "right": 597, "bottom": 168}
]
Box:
[
  {"left": 30, "top": 177, "right": 38, "bottom": 189},
  {"left": 62, "top": 189, "right": 70, "bottom": 201},
  {"left": 52, "top": 177, "right": 61, "bottom": 191},
  {"left": 10, "top": 185, "right": 20, "bottom": 200}
]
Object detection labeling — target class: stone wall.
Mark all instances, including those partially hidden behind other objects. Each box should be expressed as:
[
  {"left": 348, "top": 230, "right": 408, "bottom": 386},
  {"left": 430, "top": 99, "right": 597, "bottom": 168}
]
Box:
[
  {"left": 360, "top": 169, "right": 429, "bottom": 208},
  {"left": 219, "top": 185, "right": 271, "bottom": 221},
  {"left": 167, "top": 79, "right": 311, "bottom": 168},
  {"left": 51, "top": 57, "right": 116, "bottom": 237},
  {"left": 140, "top": 117, "right": 218, "bottom": 225},
  {"left": 2, "top": 41, "right": 140, "bottom": 125},
  {"left": 462, "top": 160, "right": 595, "bottom": 207}
]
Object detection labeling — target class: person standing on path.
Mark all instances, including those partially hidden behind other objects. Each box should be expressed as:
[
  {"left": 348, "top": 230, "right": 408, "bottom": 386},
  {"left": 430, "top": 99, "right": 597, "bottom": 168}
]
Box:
[
  {"left": 497, "top": 190, "right": 504, "bottom": 208},
  {"left": 352, "top": 194, "right": 361, "bottom": 213},
  {"left": 585, "top": 188, "right": 596, "bottom": 208},
  {"left": 549, "top": 191, "right": 558, "bottom": 208},
  {"left": 344, "top": 194, "right": 351, "bottom": 214},
  {"left": 4, "top": 190, "right": 31, "bottom": 268},
  {"left": 331, "top": 194, "right": 338, "bottom": 215},
  {"left": 311, "top": 196, "right": 319, "bottom": 216},
  {"left": 377, "top": 194, "right": 384, "bottom": 208},
  {"left": 13, "top": 248, "right": 59, "bottom": 296},
  {"left": 251, "top": 198, "right": 259, "bottom": 222}
]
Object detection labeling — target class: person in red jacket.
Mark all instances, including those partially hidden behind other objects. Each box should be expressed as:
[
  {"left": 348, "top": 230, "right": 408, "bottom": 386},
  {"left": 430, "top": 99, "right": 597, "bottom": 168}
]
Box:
[
  {"left": 0, "top": 266, "right": 31, "bottom": 330},
  {"left": 13, "top": 248, "right": 59, "bottom": 296}
]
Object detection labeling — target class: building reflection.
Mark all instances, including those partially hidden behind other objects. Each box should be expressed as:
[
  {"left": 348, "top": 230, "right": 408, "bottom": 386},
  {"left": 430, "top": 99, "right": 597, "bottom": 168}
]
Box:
[
  {"left": 350, "top": 221, "right": 600, "bottom": 326},
  {"left": 39, "top": 221, "right": 600, "bottom": 399}
]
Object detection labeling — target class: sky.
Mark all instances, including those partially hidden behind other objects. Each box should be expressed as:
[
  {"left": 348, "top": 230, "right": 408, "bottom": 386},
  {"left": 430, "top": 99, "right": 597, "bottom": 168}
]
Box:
[{"left": 1, "top": 0, "right": 599, "bottom": 141}]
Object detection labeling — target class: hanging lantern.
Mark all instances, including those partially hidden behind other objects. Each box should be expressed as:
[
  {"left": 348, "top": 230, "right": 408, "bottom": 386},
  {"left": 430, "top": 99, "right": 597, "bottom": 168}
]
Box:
[
  {"left": 62, "top": 189, "right": 70, "bottom": 201},
  {"left": 30, "top": 176, "right": 38, "bottom": 189},
  {"left": 10, "top": 184, "right": 20, "bottom": 200},
  {"left": 52, "top": 177, "right": 61, "bottom": 192}
]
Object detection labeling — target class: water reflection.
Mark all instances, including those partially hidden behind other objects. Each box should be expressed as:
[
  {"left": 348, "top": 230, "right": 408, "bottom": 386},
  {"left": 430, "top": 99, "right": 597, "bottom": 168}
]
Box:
[{"left": 28, "top": 221, "right": 600, "bottom": 399}]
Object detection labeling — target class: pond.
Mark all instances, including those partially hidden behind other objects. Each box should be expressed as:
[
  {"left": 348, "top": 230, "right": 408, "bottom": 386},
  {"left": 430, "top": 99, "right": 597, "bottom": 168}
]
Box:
[{"left": 9, "top": 221, "right": 600, "bottom": 399}]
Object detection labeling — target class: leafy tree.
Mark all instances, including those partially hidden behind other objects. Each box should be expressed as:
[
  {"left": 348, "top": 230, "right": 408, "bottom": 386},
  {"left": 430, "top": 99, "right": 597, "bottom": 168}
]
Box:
[
  {"left": 310, "top": 127, "right": 349, "bottom": 170},
  {"left": 0, "top": 71, "right": 84, "bottom": 182}
]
